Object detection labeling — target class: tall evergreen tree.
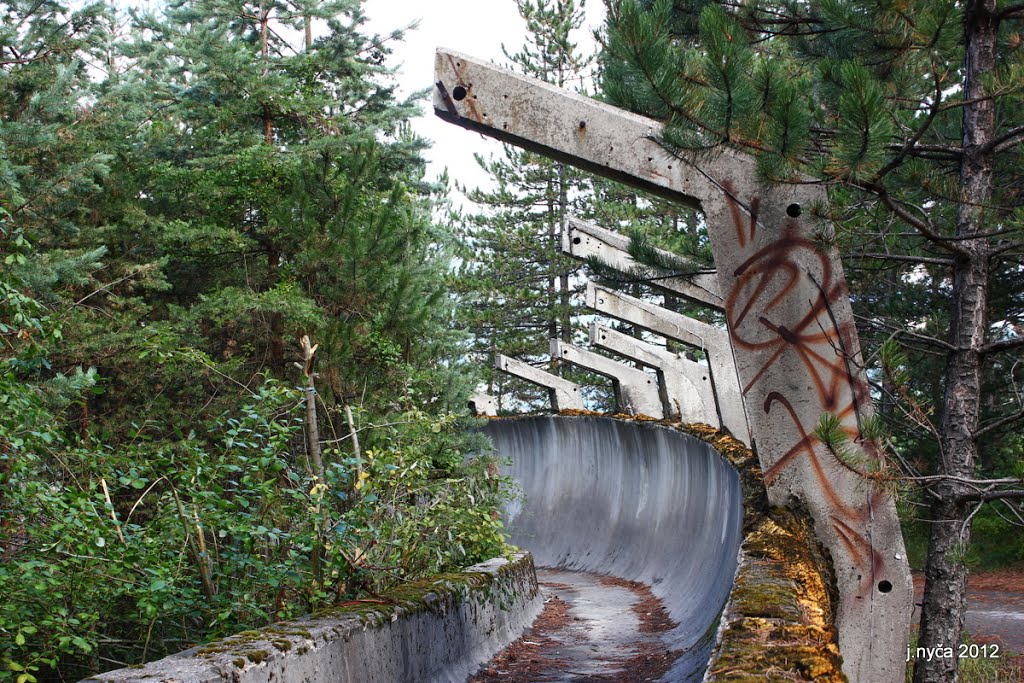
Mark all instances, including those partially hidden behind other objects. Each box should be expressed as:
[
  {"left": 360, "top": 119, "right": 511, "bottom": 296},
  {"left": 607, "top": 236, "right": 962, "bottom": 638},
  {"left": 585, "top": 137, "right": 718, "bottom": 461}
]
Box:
[
  {"left": 453, "top": 0, "right": 595, "bottom": 409},
  {"left": 601, "top": 0, "right": 1024, "bottom": 680},
  {"left": 455, "top": 0, "right": 705, "bottom": 411},
  {"left": 1, "top": 2, "right": 511, "bottom": 679}
]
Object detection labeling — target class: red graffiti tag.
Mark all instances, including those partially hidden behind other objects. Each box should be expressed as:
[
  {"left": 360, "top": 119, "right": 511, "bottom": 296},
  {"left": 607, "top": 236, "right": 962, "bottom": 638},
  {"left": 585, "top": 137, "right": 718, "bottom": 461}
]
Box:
[{"left": 721, "top": 181, "right": 881, "bottom": 593}]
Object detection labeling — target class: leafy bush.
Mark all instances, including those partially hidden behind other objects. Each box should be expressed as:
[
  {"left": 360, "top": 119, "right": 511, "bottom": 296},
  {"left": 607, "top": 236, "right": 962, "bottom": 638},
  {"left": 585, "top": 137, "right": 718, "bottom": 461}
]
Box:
[{"left": 0, "top": 379, "right": 515, "bottom": 682}]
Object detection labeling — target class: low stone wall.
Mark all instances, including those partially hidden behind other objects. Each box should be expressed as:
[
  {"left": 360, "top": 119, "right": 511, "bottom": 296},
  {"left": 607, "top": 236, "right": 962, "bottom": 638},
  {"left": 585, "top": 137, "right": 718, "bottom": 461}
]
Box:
[{"left": 85, "top": 553, "right": 542, "bottom": 683}]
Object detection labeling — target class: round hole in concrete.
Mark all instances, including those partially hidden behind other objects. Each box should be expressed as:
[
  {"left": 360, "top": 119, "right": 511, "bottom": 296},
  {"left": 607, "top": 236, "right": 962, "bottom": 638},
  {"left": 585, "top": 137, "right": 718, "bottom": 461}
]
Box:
[
  {"left": 573, "top": 236, "right": 581, "bottom": 245},
  {"left": 786, "top": 203, "right": 802, "bottom": 217},
  {"left": 452, "top": 85, "right": 468, "bottom": 101},
  {"left": 877, "top": 580, "right": 893, "bottom": 593}
]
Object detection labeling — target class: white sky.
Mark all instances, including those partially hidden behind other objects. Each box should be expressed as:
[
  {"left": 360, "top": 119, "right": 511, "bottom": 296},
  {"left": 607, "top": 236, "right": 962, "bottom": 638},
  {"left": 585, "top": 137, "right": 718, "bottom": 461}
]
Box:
[{"left": 362, "top": 0, "right": 607, "bottom": 204}]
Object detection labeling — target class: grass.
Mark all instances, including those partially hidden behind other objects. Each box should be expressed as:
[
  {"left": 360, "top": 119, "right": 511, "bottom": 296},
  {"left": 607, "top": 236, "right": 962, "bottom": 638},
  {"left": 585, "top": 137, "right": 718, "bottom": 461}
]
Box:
[{"left": 905, "top": 631, "right": 1023, "bottom": 682}]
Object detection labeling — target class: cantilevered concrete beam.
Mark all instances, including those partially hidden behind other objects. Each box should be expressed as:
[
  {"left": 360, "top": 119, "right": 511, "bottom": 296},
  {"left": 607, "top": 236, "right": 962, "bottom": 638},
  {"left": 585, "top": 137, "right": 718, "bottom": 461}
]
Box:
[
  {"left": 590, "top": 323, "right": 714, "bottom": 426},
  {"left": 468, "top": 393, "right": 498, "bottom": 417},
  {"left": 494, "top": 355, "right": 583, "bottom": 412},
  {"left": 436, "top": 49, "right": 911, "bottom": 681},
  {"left": 586, "top": 283, "right": 749, "bottom": 444},
  {"left": 562, "top": 216, "right": 722, "bottom": 309},
  {"left": 549, "top": 339, "right": 663, "bottom": 418}
]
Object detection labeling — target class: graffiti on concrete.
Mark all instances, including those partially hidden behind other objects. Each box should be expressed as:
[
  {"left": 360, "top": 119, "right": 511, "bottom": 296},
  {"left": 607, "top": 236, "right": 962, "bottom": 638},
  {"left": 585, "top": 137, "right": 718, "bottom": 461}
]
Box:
[{"left": 720, "top": 180, "right": 885, "bottom": 592}]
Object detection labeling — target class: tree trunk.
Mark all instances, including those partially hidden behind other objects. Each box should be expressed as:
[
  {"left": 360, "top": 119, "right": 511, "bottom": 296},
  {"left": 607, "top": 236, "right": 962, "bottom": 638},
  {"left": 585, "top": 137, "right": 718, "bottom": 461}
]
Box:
[
  {"left": 260, "top": 4, "right": 272, "bottom": 144},
  {"left": 300, "top": 336, "right": 323, "bottom": 479},
  {"left": 913, "top": 0, "right": 996, "bottom": 680},
  {"left": 267, "top": 245, "right": 284, "bottom": 370},
  {"left": 547, "top": 175, "right": 559, "bottom": 374},
  {"left": 557, "top": 162, "right": 572, "bottom": 342}
]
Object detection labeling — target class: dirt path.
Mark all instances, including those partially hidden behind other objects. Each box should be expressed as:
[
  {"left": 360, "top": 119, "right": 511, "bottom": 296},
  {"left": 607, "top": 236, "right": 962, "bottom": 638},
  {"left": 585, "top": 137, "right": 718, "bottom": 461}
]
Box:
[
  {"left": 469, "top": 568, "right": 679, "bottom": 683},
  {"left": 914, "top": 568, "right": 1024, "bottom": 656}
]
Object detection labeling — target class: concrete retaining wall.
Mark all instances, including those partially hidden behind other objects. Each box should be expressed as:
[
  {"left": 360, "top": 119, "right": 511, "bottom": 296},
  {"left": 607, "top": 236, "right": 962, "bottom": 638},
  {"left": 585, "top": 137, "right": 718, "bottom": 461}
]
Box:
[{"left": 85, "top": 553, "right": 543, "bottom": 683}]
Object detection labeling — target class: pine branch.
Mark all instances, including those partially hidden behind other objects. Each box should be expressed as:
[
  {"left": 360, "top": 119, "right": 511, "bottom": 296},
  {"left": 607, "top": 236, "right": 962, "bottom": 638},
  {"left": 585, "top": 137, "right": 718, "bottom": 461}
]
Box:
[
  {"left": 854, "top": 314, "right": 956, "bottom": 350},
  {"left": 874, "top": 66, "right": 950, "bottom": 179},
  {"left": 980, "top": 336, "right": 1024, "bottom": 355},
  {"left": 998, "top": 3, "right": 1024, "bottom": 19},
  {"left": 855, "top": 181, "right": 971, "bottom": 256},
  {"left": 960, "top": 490, "right": 1024, "bottom": 502},
  {"left": 850, "top": 252, "right": 954, "bottom": 266},
  {"left": 974, "top": 406, "right": 1024, "bottom": 437},
  {"left": 981, "top": 124, "right": 1024, "bottom": 154}
]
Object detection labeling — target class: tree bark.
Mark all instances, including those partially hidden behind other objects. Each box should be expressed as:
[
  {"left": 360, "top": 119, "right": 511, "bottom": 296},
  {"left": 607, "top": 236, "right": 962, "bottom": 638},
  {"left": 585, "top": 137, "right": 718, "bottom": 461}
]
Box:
[
  {"left": 913, "top": 0, "right": 996, "bottom": 680},
  {"left": 557, "top": 161, "right": 572, "bottom": 343},
  {"left": 300, "top": 335, "right": 323, "bottom": 480}
]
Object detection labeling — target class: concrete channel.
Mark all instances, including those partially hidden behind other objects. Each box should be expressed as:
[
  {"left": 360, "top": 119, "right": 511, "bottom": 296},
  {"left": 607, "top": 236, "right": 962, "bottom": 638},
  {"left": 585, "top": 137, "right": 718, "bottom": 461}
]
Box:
[
  {"left": 87, "top": 415, "right": 745, "bottom": 683},
  {"left": 484, "top": 415, "right": 745, "bottom": 681}
]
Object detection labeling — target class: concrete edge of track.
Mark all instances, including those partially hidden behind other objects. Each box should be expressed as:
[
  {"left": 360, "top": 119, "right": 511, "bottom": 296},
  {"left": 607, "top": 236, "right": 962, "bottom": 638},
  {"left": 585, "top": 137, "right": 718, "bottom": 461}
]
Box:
[{"left": 82, "top": 552, "right": 543, "bottom": 683}]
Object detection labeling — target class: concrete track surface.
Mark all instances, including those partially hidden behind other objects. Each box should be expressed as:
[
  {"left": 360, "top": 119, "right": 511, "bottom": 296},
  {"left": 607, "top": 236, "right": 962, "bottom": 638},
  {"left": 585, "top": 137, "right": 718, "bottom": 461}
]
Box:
[{"left": 484, "top": 416, "right": 744, "bottom": 682}]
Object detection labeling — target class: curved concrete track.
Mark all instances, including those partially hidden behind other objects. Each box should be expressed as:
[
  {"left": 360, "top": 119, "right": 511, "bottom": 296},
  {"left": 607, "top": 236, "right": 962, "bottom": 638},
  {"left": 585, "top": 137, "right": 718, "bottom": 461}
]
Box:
[{"left": 484, "top": 416, "right": 744, "bottom": 681}]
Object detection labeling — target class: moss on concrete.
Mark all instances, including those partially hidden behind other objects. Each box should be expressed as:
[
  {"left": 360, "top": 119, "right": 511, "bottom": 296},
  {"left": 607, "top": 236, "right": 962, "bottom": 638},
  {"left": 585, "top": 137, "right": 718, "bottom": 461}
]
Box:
[
  {"left": 706, "top": 509, "right": 845, "bottom": 681},
  {"left": 189, "top": 553, "right": 536, "bottom": 672}
]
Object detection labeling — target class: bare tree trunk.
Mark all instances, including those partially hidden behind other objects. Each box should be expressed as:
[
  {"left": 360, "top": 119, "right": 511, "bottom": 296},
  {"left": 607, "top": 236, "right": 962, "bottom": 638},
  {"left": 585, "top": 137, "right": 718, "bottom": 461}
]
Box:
[
  {"left": 300, "top": 335, "right": 323, "bottom": 479},
  {"left": 260, "top": 3, "right": 273, "bottom": 144},
  {"left": 557, "top": 162, "right": 572, "bottom": 343},
  {"left": 914, "top": 1, "right": 996, "bottom": 680},
  {"left": 546, "top": 175, "right": 559, "bottom": 374},
  {"left": 299, "top": 336, "right": 325, "bottom": 589},
  {"left": 267, "top": 246, "right": 284, "bottom": 370}
]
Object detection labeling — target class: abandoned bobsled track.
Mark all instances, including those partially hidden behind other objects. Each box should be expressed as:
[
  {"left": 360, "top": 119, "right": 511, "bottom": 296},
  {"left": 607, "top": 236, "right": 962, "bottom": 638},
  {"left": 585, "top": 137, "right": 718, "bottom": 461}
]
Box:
[
  {"left": 88, "top": 414, "right": 847, "bottom": 683},
  {"left": 484, "top": 415, "right": 744, "bottom": 682}
]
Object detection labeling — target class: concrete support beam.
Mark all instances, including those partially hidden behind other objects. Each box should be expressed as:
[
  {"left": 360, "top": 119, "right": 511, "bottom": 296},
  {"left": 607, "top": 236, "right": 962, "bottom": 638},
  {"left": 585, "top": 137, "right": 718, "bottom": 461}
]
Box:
[
  {"left": 586, "top": 283, "right": 748, "bottom": 443},
  {"left": 589, "top": 323, "right": 714, "bottom": 426},
  {"left": 436, "top": 49, "right": 911, "bottom": 681},
  {"left": 469, "top": 393, "right": 498, "bottom": 417},
  {"left": 562, "top": 216, "right": 722, "bottom": 308},
  {"left": 549, "top": 339, "right": 663, "bottom": 418},
  {"left": 494, "top": 354, "right": 583, "bottom": 412}
]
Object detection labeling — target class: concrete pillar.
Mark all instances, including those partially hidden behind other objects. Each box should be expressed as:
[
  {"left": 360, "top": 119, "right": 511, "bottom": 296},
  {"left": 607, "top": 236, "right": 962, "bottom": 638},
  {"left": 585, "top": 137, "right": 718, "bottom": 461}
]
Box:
[
  {"left": 562, "top": 216, "right": 722, "bottom": 308},
  {"left": 494, "top": 354, "right": 583, "bottom": 412},
  {"left": 434, "top": 49, "right": 912, "bottom": 682},
  {"left": 549, "top": 339, "right": 663, "bottom": 418},
  {"left": 586, "top": 283, "right": 749, "bottom": 443},
  {"left": 468, "top": 393, "right": 498, "bottom": 417},
  {"left": 589, "top": 323, "right": 714, "bottom": 426}
]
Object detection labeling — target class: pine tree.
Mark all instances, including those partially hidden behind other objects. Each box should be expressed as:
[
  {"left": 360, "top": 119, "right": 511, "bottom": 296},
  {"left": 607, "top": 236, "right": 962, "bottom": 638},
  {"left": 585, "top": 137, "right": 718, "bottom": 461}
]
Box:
[
  {"left": 102, "top": 0, "right": 468, "bottom": 422},
  {"left": 453, "top": 0, "right": 596, "bottom": 410},
  {"left": 601, "top": 1, "right": 1024, "bottom": 680},
  {"left": 1, "top": 2, "right": 505, "bottom": 679}
]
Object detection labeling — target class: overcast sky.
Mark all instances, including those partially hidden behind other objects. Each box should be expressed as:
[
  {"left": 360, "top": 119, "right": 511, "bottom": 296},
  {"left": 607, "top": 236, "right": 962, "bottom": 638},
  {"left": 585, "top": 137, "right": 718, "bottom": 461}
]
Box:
[{"left": 362, "top": 0, "right": 607, "bottom": 204}]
